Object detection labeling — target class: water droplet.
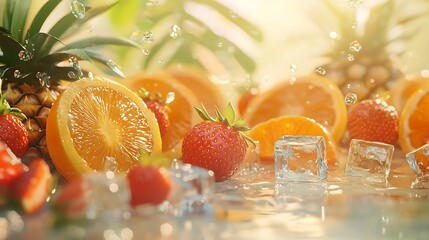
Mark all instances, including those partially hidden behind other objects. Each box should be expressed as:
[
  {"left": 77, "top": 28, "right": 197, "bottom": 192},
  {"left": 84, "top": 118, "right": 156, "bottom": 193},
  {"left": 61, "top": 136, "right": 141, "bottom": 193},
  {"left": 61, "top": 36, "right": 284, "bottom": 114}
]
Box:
[
  {"left": 104, "top": 156, "right": 117, "bottom": 172},
  {"left": 142, "top": 48, "right": 150, "bottom": 55},
  {"left": 230, "top": 11, "right": 238, "bottom": 19},
  {"left": 70, "top": 0, "right": 86, "bottom": 19},
  {"left": 88, "top": 71, "right": 94, "bottom": 80},
  {"left": 37, "top": 72, "right": 51, "bottom": 87},
  {"left": 344, "top": 93, "right": 358, "bottom": 105},
  {"left": 68, "top": 71, "right": 77, "bottom": 79},
  {"left": 107, "top": 60, "right": 122, "bottom": 75},
  {"left": 145, "top": 0, "right": 159, "bottom": 7},
  {"left": 158, "top": 58, "right": 165, "bottom": 64},
  {"left": 69, "top": 56, "right": 79, "bottom": 68},
  {"left": 0, "top": 47, "right": 3, "bottom": 56},
  {"left": 315, "top": 67, "right": 326, "bottom": 76},
  {"left": 14, "top": 70, "right": 21, "bottom": 78},
  {"left": 165, "top": 92, "right": 175, "bottom": 104},
  {"left": 131, "top": 30, "right": 154, "bottom": 42},
  {"left": 347, "top": 54, "right": 355, "bottom": 61},
  {"left": 329, "top": 31, "right": 337, "bottom": 39},
  {"left": 18, "top": 50, "right": 32, "bottom": 61},
  {"left": 290, "top": 65, "right": 297, "bottom": 73},
  {"left": 351, "top": 22, "right": 357, "bottom": 29},
  {"left": 218, "top": 42, "right": 223, "bottom": 48},
  {"left": 349, "top": 40, "right": 362, "bottom": 52},
  {"left": 170, "top": 24, "right": 181, "bottom": 39}
]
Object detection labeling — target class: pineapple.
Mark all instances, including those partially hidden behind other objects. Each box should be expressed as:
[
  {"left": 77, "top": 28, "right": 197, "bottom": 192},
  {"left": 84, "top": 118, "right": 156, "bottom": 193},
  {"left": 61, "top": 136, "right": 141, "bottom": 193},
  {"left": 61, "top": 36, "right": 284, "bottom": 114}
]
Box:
[
  {"left": 316, "top": 0, "right": 426, "bottom": 100},
  {"left": 0, "top": 0, "right": 140, "bottom": 166}
]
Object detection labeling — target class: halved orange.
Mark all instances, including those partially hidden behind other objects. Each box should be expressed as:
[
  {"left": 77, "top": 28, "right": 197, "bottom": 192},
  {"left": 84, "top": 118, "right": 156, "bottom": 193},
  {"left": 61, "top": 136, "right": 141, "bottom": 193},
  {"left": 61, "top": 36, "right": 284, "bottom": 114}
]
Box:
[
  {"left": 46, "top": 77, "right": 162, "bottom": 180},
  {"left": 399, "top": 85, "right": 429, "bottom": 153},
  {"left": 165, "top": 65, "right": 227, "bottom": 115},
  {"left": 246, "top": 115, "right": 338, "bottom": 165},
  {"left": 389, "top": 75, "right": 429, "bottom": 114},
  {"left": 243, "top": 75, "right": 347, "bottom": 142},
  {"left": 121, "top": 72, "right": 200, "bottom": 156}
]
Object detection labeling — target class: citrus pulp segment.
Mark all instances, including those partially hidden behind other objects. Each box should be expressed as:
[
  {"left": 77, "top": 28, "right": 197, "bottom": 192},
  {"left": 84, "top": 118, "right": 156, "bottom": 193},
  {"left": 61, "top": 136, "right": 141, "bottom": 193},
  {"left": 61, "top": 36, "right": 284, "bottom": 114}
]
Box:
[
  {"left": 389, "top": 75, "right": 429, "bottom": 114},
  {"left": 399, "top": 85, "right": 429, "bottom": 153},
  {"left": 46, "top": 77, "right": 162, "bottom": 180},
  {"left": 246, "top": 115, "right": 338, "bottom": 165},
  {"left": 243, "top": 75, "right": 347, "bottom": 142},
  {"left": 122, "top": 72, "right": 200, "bottom": 155}
]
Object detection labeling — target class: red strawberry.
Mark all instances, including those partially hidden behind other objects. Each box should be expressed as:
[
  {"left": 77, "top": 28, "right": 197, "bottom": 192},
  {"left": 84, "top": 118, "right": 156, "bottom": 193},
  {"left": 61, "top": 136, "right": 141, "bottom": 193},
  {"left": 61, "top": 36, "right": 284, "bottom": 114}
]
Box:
[
  {"left": 182, "top": 103, "right": 252, "bottom": 181},
  {"left": 139, "top": 89, "right": 170, "bottom": 138},
  {"left": 347, "top": 99, "right": 399, "bottom": 145},
  {"left": 54, "top": 177, "right": 91, "bottom": 219},
  {"left": 9, "top": 159, "right": 52, "bottom": 214},
  {"left": 0, "top": 94, "right": 28, "bottom": 158},
  {"left": 0, "top": 142, "right": 26, "bottom": 187},
  {"left": 127, "top": 165, "right": 171, "bottom": 207}
]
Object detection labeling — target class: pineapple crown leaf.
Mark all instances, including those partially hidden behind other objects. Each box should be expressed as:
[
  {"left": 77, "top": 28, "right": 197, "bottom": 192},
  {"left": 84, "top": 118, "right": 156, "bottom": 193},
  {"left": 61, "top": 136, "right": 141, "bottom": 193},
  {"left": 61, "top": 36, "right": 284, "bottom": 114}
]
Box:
[
  {"left": 195, "top": 103, "right": 255, "bottom": 147},
  {"left": 0, "top": 93, "right": 26, "bottom": 120},
  {"left": 138, "top": 149, "right": 171, "bottom": 168}
]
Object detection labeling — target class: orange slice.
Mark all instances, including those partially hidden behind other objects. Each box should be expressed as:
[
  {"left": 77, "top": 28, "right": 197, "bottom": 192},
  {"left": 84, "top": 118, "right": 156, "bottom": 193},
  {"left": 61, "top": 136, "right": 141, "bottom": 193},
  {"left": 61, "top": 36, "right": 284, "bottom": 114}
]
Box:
[
  {"left": 399, "top": 85, "right": 429, "bottom": 153},
  {"left": 389, "top": 75, "right": 429, "bottom": 114},
  {"left": 246, "top": 115, "right": 338, "bottom": 165},
  {"left": 121, "top": 72, "right": 200, "bottom": 156},
  {"left": 46, "top": 77, "right": 162, "bottom": 180},
  {"left": 244, "top": 75, "right": 347, "bottom": 142},
  {"left": 166, "top": 65, "right": 227, "bottom": 115}
]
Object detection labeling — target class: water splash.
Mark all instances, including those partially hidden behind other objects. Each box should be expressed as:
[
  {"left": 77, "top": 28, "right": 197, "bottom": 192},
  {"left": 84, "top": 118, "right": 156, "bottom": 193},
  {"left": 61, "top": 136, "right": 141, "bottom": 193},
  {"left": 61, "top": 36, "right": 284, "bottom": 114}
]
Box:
[
  {"left": 349, "top": 40, "right": 362, "bottom": 52},
  {"left": 344, "top": 93, "right": 358, "bottom": 105},
  {"left": 170, "top": 25, "right": 181, "bottom": 39},
  {"left": 70, "top": 0, "right": 86, "bottom": 19},
  {"left": 315, "top": 67, "right": 326, "bottom": 76},
  {"left": 18, "top": 50, "right": 32, "bottom": 61}
]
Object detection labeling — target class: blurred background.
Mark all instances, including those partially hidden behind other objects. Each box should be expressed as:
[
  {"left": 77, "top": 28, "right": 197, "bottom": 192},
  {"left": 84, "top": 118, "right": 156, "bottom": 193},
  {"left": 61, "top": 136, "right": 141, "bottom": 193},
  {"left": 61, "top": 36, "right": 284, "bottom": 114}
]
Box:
[{"left": 6, "top": 0, "right": 429, "bottom": 97}]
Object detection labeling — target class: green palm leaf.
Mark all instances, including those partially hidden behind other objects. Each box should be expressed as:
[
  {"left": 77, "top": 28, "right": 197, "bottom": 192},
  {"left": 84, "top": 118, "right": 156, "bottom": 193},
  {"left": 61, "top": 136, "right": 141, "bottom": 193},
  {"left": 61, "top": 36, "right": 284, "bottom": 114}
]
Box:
[{"left": 111, "top": 0, "right": 263, "bottom": 73}]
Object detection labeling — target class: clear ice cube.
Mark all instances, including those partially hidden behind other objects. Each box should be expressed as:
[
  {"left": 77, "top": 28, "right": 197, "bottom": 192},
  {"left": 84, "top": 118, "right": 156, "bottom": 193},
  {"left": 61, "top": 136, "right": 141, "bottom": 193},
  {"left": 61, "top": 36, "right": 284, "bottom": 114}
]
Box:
[
  {"left": 406, "top": 143, "right": 429, "bottom": 182},
  {"left": 274, "top": 136, "right": 328, "bottom": 182},
  {"left": 346, "top": 139, "right": 394, "bottom": 183},
  {"left": 167, "top": 162, "right": 215, "bottom": 216}
]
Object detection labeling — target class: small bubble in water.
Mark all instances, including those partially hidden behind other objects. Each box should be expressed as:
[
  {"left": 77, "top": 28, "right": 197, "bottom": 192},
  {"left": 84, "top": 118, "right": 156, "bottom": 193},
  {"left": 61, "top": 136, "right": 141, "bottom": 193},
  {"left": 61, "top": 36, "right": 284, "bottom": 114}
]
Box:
[
  {"left": 70, "top": 0, "right": 86, "bottom": 19},
  {"left": 18, "top": 50, "right": 32, "bottom": 61},
  {"left": 345, "top": 93, "right": 358, "bottom": 105},
  {"left": 218, "top": 42, "right": 223, "bottom": 48},
  {"left": 315, "top": 67, "right": 326, "bottom": 76},
  {"left": 14, "top": 70, "right": 21, "bottom": 78},
  {"left": 290, "top": 64, "right": 297, "bottom": 73},
  {"left": 349, "top": 40, "right": 362, "bottom": 52},
  {"left": 347, "top": 54, "right": 355, "bottom": 61},
  {"left": 170, "top": 25, "right": 181, "bottom": 39}
]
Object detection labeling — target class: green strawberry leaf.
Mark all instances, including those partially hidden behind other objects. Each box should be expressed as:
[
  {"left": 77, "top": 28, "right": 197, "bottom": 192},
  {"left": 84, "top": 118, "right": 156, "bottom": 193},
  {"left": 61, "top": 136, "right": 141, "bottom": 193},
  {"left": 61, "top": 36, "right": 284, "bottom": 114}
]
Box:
[{"left": 224, "top": 103, "right": 236, "bottom": 126}]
